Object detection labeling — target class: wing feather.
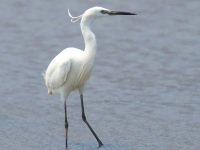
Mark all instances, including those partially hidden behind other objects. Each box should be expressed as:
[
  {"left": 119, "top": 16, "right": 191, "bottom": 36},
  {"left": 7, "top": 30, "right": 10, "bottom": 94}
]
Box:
[
  {"left": 44, "top": 58, "right": 71, "bottom": 90},
  {"left": 49, "top": 60, "right": 71, "bottom": 89},
  {"left": 43, "top": 47, "right": 82, "bottom": 92}
]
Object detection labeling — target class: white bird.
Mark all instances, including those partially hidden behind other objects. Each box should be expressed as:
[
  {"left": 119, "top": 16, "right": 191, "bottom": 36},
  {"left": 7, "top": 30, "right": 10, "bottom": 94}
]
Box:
[{"left": 43, "top": 6, "right": 136, "bottom": 149}]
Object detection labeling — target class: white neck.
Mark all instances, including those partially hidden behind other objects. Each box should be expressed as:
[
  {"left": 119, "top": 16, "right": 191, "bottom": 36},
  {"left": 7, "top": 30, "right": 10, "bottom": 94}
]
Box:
[{"left": 80, "top": 16, "right": 97, "bottom": 58}]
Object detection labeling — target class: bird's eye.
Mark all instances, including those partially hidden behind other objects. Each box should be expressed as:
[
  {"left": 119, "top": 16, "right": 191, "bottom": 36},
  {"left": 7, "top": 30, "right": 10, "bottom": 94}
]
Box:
[{"left": 100, "top": 10, "right": 108, "bottom": 14}]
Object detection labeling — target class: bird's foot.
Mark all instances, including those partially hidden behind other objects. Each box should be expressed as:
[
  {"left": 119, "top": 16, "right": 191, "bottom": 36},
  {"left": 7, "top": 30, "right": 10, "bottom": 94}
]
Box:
[{"left": 98, "top": 143, "right": 104, "bottom": 148}]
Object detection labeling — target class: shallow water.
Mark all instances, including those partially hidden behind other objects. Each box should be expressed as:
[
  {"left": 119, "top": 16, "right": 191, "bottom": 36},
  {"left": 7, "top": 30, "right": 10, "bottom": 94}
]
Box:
[{"left": 0, "top": 0, "right": 200, "bottom": 150}]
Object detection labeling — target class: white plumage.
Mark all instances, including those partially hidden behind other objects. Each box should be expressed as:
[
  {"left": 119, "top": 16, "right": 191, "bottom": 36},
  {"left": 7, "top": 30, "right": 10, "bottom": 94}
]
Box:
[
  {"left": 43, "top": 6, "right": 136, "bottom": 148},
  {"left": 43, "top": 47, "right": 93, "bottom": 99}
]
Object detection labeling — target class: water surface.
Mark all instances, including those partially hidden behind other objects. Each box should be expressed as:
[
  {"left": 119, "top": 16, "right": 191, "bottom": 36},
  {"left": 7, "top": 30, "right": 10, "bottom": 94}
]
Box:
[{"left": 0, "top": 0, "right": 200, "bottom": 150}]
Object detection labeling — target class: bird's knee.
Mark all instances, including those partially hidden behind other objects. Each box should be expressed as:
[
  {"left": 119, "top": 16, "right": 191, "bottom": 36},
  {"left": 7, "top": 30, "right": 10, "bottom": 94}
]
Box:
[
  {"left": 82, "top": 114, "right": 87, "bottom": 122},
  {"left": 65, "top": 122, "right": 68, "bottom": 129}
]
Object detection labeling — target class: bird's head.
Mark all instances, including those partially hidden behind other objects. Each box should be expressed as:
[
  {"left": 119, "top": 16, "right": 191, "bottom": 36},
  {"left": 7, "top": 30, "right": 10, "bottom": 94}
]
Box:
[
  {"left": 68, "top": 6, "right": 136, "bottom": 23},
  {"left": 85, "top": 6, "right": 136, "bottom": 17}
]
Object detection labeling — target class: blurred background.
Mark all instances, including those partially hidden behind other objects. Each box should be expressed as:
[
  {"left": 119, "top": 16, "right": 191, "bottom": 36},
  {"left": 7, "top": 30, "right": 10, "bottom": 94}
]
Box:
[{"left": 0, "top": 0, "right": 200, "bottom": 149}]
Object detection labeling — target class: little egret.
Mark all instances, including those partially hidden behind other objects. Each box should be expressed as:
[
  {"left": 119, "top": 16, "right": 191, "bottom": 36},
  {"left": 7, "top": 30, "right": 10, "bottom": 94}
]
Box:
[{"left": 43, "top": 6, "right": 136, "bottom": 149}]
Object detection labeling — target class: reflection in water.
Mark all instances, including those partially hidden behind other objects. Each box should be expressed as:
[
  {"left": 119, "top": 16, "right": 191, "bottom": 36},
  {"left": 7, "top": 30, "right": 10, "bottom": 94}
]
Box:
[{"left": 68, "top": 143, "right": 132, "bottom": 150}]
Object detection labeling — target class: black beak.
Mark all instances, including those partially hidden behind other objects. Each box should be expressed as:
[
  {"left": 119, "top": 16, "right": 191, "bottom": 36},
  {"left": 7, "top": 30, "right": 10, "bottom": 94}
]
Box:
[{"left": 108, "top": 10, "right": 136, "bottom": 16}]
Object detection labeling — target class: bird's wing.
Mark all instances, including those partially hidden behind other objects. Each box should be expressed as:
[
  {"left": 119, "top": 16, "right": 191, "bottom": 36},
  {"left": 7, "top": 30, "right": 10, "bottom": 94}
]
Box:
[{"left": 48, "top": 59, "right": 71, "bottom": 89}]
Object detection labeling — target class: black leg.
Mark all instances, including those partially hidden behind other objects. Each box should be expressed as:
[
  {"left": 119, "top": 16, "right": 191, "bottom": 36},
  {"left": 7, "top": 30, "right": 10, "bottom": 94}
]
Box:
[
  {"left": 80, "top": 94, "right": 103, "bottom": 147},
  {"left": 64, "top": 101, "right": 68, "bottom": 149}
]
